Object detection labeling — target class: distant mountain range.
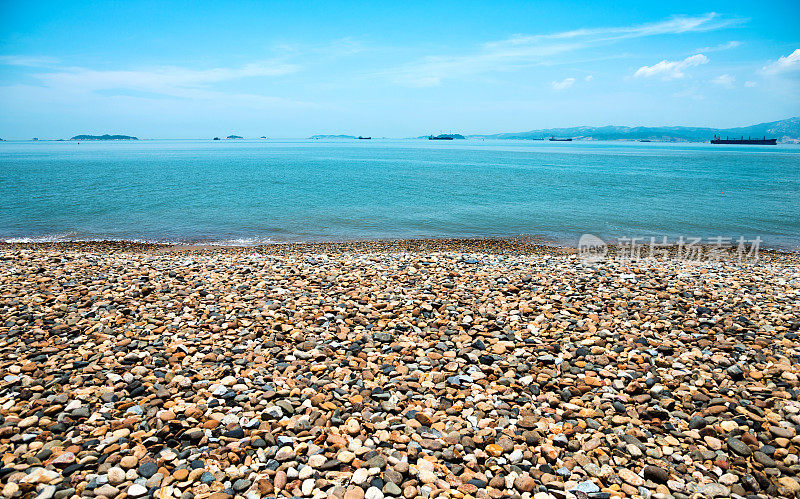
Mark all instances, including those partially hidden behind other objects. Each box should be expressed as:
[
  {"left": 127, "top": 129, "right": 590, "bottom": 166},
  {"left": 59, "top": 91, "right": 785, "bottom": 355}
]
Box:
[{"left": 472, "top": 117, "right": 800, "bottom": 143}]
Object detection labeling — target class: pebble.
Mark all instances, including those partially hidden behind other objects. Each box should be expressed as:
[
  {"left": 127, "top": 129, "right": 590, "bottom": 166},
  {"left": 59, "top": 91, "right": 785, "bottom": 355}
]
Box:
[
  {"left": 419, "top": 469, "right": 437, "bottom": 484},
  {"left": 127, "top": 484, "right": 148, "bottom": 497},
  {"left": 643, "top": 465, "right": 669, "bottom": 484},
  {"left": 274, "top": 470, "right": 287, "bottom": 490},
  {"left": 727, "top": 437, "right": 752, "bottom": 456},
  {"left": 573, "top": 481, "right": 600, "bottom": 493},
  {"left": 345, "top": 485, "right": 365, "bottom": 499},
  {"left": 352, "top": 467, "right": 370, "bottom": 485},
  {"left": 301, "top": 478, "right": 315, "bottom": 495},
  {"left": 107, "top": 467, "right": 126, "bottom": 485},
  {"left": 619, "top": 468, "right": 644, "bottom": 487},
  {"left": 138, "top": 461, "right": 158, "bottom": 478},
  {"left": 698, "top": 482, "right": 731, "bottom": 497},
  {"left": 94, "top": 484, "right": 120, "bottom": 497},
  {"left": 383, "top": 481, "right": 401, "bottom": 495},
  {"left": 275, "top": 446, "right": 295, "bottom": 461},
  {"left": 35, "top": 485, "right": 56, "bottom": 499}
]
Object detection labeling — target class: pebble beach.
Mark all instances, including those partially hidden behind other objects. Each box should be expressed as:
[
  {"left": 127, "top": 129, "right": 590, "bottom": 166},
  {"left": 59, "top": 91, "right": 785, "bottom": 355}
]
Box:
[{"left": 2, "top": 239, "right": 800, "bottom": 499}]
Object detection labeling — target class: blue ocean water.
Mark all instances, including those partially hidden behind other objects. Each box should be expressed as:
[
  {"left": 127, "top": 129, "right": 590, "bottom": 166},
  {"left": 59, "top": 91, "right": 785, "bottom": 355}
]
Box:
[{"left": 1, "top": 139, "right": 799, "bottom": 248}]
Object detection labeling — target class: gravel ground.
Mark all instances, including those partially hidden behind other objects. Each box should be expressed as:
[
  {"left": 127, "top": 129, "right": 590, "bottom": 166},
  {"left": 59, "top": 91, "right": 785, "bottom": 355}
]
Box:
[{"left": 1, "top": 240, "right": 799, "bottom": 499}]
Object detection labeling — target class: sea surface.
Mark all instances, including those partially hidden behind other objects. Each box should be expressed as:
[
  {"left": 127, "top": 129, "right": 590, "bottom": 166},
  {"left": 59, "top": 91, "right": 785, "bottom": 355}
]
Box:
[{"left": 1, "top": 139, "right": 799, "bottom": 248}]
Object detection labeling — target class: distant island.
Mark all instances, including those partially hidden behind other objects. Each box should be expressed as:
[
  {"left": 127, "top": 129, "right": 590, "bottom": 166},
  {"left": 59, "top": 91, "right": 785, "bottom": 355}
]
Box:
[
  {"left": 227, "top": 135, "right": 243, "bottom": 139},
  {"left": 70, "top": 134, "right": 138, "bottom": 141},
  {"left": 425, "top": 133, "right": 466, "bottom": 140},
  {"left": 309, "top": 134, "right": 357, "bottom": 139},
  {"left": 470, "top": 117, "right": 800, "bottom": 143}
]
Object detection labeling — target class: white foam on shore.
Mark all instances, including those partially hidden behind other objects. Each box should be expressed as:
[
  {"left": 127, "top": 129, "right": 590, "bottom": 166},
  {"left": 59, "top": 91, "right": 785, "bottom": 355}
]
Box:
[
  {"left": 2, "top": 233, "right": 798, "bottom": 252},
  {"left": 208, "top": 237, "right": 280, "bottom": 246},
  {"left": 4, "top": 232, "right": 80, "bottom": 243},
  {"left": 1, "top": 233, "right": 284, "bottom": 246},
  {"left": 3, "top": 234, "right": 164, "bottom": 244}
]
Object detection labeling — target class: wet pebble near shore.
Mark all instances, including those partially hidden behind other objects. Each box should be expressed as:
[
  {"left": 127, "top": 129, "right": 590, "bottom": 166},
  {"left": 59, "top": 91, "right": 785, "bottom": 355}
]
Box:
[{"left": 1, "top": 241, "right": 800, "bottom": 499}]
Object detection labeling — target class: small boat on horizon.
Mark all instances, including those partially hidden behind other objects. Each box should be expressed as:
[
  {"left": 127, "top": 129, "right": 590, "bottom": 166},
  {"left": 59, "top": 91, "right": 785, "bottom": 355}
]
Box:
[
  {"left": 549, "top": 136, "right": 572, "bottom": 142},
  {"left": 358, "top": 136, "right": 371, "bottom": 140},
  {"left": 429, "top": 134, "right": 455, "bottom": 140}
]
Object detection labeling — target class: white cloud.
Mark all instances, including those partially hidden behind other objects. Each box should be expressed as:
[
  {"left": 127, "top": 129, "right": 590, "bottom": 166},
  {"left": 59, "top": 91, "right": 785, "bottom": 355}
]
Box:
[
  {"left": 584, "top": 75, "right": 594, "bottom": 82},
  {"left": 744, "top": 80, "right": 757, "bottom": 87},
  {"left": 762, "top": 48, "right": 800, "bottom": 75},
  {"left": 634, "top": 54, "right": 709, "bottom": 79},
  {"left": 711, "top": 73, "right": 735, "bottom": 88},
  {"left": 552, "top": 78, "right": 576, "bottom": 90},
  {"left": 385, "top": 13, "right": 737, "bottom": 86}
]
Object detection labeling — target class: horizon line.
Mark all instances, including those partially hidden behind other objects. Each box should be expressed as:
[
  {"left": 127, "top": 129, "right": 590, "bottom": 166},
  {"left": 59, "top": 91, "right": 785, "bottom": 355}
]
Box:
[{"left": 1, "top": 115, "right": 796, "bottom": 141}]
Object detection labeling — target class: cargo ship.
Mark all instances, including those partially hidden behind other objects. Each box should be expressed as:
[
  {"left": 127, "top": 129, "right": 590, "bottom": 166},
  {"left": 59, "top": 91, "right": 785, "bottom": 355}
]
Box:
[
  {"left": 549, "top": 136, "right": 572, "bottom": 142},
  {"left": 711, "top": 135, "right": 777, "bottom": 145},
  {"left": 428, "top": 134, "right": 455, "bottom": 140},
  {"left": 358, "top": 136, "right": 371, "bottom": 140}
]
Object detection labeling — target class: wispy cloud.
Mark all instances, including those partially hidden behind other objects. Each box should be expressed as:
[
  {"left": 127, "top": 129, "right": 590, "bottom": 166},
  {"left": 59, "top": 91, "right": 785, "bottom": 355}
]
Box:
[
  {"left": 19, "top": 60, "right": 300, "bottom": 101},
  {"left": 762, "top": 48, "right": 800, "bottom": 75},
  {"left": 384, "top": 13, "right": 739, "bottom": 87},
  {"left": 673, "top": 86, "right": 705, "bottom": 100},
  {"left": 711, "top": 73, "right": 735, "bottom": 88},
  {"left": 584, "top": 75, "right": 594, "bottom": 82},
  {"left": 552, "top": 77, "right": 576, "bottom": 90},
  {"left": 386, "top": 42, "right": 581, "bottom": 87},
  {"left": 272, "top": 37, "right": 368, "bottom": 59},
  {"left": 0, "top": 55, "right": 60, "bottom": 67},
  {"left": 492, "top": 12, "right": 741, "bottom": 45},
  {"left": 744, "top": 80, "right": 757, "bottom": 87},
  {"left": 0, "top": 58, "right": 313, "bottom": 114},
  {"left": 695, "top": 40, "right": 742, "bottom": 53},
  {"left": 634, "top": 54, "right": 709, "bottom": 79}
]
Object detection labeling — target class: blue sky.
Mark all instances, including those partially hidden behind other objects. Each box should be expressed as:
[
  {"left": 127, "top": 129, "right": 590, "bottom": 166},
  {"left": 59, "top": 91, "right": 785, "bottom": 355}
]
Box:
[{"left": 0, "top": 0, "right": 798, "bottom": 138}]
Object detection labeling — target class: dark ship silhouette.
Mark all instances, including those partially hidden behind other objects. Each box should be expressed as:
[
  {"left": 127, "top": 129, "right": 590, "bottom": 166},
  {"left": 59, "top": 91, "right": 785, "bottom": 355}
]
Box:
[{"left": 711, "top": 135, "right": 776, "bottom": 145}]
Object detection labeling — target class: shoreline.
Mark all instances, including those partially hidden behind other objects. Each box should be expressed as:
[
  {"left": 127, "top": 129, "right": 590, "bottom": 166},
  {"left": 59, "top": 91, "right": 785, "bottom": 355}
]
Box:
[
  {"left": 0, "top": 236, "right": 800, "bottom": 255},
  {"left": 0, "top": 236, "right": 569, "bottom": 255},
  {"left": 2, "top": 235, "right": 795, "bottom": 262}
]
